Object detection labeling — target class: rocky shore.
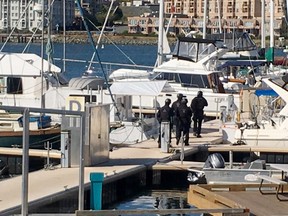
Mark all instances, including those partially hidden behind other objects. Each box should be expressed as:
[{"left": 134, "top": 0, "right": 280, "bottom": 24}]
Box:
[{"left": 52, "top": 32, "right": 177, "bottom": 45}]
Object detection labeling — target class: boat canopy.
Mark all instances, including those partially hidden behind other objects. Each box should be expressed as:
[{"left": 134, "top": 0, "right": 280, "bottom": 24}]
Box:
[
  {"left": 69, "top": 77, "right": 105, "bottom": 90},
  {"left": 110, "top": 80, "right": 174, "bottom": 96},
  {"left": 0, "top": 53, "right": 61, "bottom": 76}
]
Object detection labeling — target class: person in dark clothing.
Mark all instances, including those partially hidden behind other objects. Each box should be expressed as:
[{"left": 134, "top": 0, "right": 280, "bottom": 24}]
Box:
[
  {"left": 171, "top": 93, "right": 183, "bottom": 138},
  {"left": 190, "top": 91, "right": 208, "bottom": 138},
  {"left": 175, "top": 98, "right": 192, "bottom": 146},
  {"left": 157, "top": 98, "right": 174, "bottom": 147}
]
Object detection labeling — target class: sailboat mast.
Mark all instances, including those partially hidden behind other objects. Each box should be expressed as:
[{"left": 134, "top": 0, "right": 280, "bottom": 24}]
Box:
[
  {"left": 157, "top": 0, "right": 164, "bottom": 66},
  {"left": 266, "top": 0, "right": 274, "bottom": 63},
  {"left": 217, "top": 0, "right": 222, "bottom": 33},
  {"left": 87, "top": 0, "right": 115, "bottom": 71},
  {"left": 203, "top": 0, "right": 207, "bottom": 39},
  {"left": 75, "top": 0, "right": 119, "bottom": 116},
  {"left": 47, "top": 0, "right": 52, "bottom": 74},
  {"left": 270, "top": 0, "right": 274, "bottom": 54},
  {"left": 63, "top": 0, "right": 66, "bottom": 73},
  {"left": 261, "top": 0, "right": 265, "bottom": 49},
  {"left": 40, "top": 0, "right": 45, "bottom": 109}
]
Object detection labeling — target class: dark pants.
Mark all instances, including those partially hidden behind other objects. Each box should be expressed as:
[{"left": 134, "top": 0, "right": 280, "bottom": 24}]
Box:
[
  {"left": 193, "top": 117, "right": 203, "bottom": 135},
  {"left": 176, "top": 123, "right": 190, "bottom": 145}
]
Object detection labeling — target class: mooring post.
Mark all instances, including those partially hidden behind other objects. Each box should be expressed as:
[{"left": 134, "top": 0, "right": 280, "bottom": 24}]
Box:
[{"left": 90, "top": 172, "right": 104, "bottom": 210}]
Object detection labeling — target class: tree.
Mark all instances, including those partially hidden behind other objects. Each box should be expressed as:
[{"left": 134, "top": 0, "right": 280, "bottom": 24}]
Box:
[{"left": 95, "top": 5, "right": 123, "bottom": 26}]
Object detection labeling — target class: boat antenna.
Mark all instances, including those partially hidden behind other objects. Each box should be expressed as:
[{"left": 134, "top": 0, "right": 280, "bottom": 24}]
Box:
[{"left": 75, "top": 0, "right": 120, "bottom": 118}]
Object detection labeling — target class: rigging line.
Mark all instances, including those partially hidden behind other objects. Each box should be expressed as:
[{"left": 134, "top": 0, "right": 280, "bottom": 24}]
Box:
[
  {"left": 75, "top": 0, "right": 120, "bottom": 118},
  {"left": 0, "top": 0, "right": 34, "bottom": 52},
  {"left": 87, "top": 19, "right": 138, "bottom": 67},
  {"left": 88, "top": 0, "right": 115, "bottom": 71},
  {"left": 22, "top": 19, "right": 44, "bottom": 53},
  {"left": 54, "top": 56, "right": 152, "bottom": 69}
]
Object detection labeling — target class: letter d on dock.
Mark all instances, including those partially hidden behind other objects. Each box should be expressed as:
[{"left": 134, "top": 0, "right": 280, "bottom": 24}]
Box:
[{"left": 90, "top": 172, "right": 104, "bottom": 210}]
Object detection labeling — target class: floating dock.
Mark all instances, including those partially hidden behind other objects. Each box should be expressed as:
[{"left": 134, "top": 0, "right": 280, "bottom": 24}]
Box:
[{"left": 1, "top": 119, "right": 288, "bottom": 215}]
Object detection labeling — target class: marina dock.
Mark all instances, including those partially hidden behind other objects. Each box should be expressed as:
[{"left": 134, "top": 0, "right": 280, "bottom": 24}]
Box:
[{"left": 1, "top": 119, "right": 288, "bottom": 215}]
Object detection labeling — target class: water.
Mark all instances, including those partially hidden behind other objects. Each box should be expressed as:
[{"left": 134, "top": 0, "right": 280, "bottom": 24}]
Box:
[
  {"left": 0, "top": 42, "right": 158, "bottom": 79},
  {"left": 109, "top": 190, "right": 200, "bottom": 216},
  {"left": 1, "top": 41, "right": 286, "bottom": 80}
]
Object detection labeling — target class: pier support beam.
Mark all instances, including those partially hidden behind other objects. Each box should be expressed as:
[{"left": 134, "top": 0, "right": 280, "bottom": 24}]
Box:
[{"left": 90, "top": 172, "right": 104, "bottom": 210}]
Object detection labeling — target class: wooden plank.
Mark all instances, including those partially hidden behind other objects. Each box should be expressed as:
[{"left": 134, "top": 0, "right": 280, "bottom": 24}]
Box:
[{"left": 188, "top": 185, "right": 246, "bottom": 208}]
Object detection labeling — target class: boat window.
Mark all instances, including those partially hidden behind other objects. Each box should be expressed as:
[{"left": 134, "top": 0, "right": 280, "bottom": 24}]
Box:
[
  {"left": 7, "top": 77, "right": 22, "bottom": 94},
  {"left": 179, "top": 74, "right": 210, "bottom": 88},
  {"left": 156, "top": 72, "right": 210, "bottom": 88}
]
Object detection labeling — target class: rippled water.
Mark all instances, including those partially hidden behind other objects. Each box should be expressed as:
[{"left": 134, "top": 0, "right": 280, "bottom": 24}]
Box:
[{"left": 109, "top": 190, "right": 201, "bottom": 216}]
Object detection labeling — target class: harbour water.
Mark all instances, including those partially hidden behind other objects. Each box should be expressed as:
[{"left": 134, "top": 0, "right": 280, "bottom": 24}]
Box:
[
  {"left": 1, "top": 41, "right": 286, "bottom": 80},
  {"left": 0, "top": 42, "right": 158, "bottom": 79},
  {"left": 110, "top": 190, "right": 200, "bottom": 216}
]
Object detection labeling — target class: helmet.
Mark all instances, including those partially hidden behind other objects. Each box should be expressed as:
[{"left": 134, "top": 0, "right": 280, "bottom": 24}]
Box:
[
  {"left": 197, "top": 91, "right": 203, "bottom": 97},
  {"left": 165, "top": 98, "right": 171, "bottom": 105},
  {"left": 177, "top": 93, "right": 183, "bottom": 99}
]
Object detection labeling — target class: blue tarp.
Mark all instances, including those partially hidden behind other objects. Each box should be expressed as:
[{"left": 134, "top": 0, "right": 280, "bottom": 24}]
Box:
[{"left": 254, "top": 89, "right": 278, "bottom": 97}]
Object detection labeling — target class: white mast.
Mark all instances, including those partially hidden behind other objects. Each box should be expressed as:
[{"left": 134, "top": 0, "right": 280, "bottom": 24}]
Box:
[
  {"left": 267, "top": 0, "right": 274, "bottom": 63},
  {"left": 203, "top": 0, "right": 207, "bottom": 39},
  {"left": 217, "top": 0, "right": 222, "bottom": 33},
  {"left": 157, "top": 0, "right": 164, "bottom": 66},
  {"left": 261, "top": 0, "right": 266, "bottom": 49}
]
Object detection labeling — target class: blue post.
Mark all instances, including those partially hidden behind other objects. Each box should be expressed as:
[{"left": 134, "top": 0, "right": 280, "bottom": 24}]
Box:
[{"left": 90, "top": 172, "right": 104, "bottom": 210}]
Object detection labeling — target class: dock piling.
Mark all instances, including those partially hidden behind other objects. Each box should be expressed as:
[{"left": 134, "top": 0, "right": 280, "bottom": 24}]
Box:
[{"left": 90, "top": 172, "right": 104, "bottom": 210}]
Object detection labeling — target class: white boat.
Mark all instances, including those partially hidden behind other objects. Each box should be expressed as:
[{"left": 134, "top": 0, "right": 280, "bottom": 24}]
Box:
[
  {"left": 109, "top": 36, "right": 248, "bottom": 118},
  {"left": 225, "top": 75, "right": 288, "bottom": 147},
  {"left": 187, "top": 153, "right": 273, "bottom": 184}
]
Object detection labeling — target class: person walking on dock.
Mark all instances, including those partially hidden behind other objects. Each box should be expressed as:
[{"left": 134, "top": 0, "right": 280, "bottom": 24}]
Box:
[
  {"left": 172, "top": 93, "right": 183, "bottom": 140},
  {"left": 190, "top": 91, "right": 208, "bottom": 138},
  {"left": 157, "top": 98, "right": 174, "bottom": 148},
  {"left": 175, "top": 98, "right": 192, "bottom": 146}
]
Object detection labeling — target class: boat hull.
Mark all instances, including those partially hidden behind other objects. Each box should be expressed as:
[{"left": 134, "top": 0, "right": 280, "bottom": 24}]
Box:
[
  {"left": 204, "top": 168, "right": 271, "bottom": 184},
  {"left": 0, "top": 128, "right": 61, "bottom": 149}
]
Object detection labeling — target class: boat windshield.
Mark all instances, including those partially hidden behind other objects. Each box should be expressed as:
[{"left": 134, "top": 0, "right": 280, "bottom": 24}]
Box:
[
  {"left": 156, "top": 72, "right": 211, "bottom": 89},
  {"left": 172, "top": 37, "right": 226, "bottom": 62}
]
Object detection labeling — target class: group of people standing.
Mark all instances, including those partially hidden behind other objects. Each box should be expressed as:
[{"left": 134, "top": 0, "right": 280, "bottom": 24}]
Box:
[{"left": 157, "top": 91, "right": 208, "bottom": 147}]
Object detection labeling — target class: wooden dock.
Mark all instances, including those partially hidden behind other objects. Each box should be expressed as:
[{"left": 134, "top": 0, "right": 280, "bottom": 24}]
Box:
[
  {"left": 1, "top": 119, "right": 288, "bottom": 215},
  {"left": 188, "top": 184, "right": 288, "bottom": 216},
  {"left": 0, "top": 119, "right": 222, "bottom": 214}
]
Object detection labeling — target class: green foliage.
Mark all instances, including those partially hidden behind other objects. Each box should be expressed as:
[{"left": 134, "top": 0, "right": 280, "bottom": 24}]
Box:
[{"left": 95, "top": 5, "right": 123, "bottom": 26}]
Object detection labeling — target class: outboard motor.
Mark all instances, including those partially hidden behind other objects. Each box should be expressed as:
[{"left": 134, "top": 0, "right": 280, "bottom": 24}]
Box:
[
  {"left": 203, "top": 153, "right": 225, "bottom": 169},
  {"left": 187, "top": 153, "right": 225, "bottom": 184}
]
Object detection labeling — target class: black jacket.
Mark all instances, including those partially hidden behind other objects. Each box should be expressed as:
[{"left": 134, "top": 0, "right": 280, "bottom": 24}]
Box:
[
  {"left": 157, "top": 105, "right": 173, "bottom": 123},
  {"left": 190, "top": 96, "right": 208, "bottom": 119}
]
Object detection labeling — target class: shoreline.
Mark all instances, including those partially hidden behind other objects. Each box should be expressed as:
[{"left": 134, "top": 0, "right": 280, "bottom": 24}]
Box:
[{"left": 52, "top": 33, "right": 177, "bottom": 45}]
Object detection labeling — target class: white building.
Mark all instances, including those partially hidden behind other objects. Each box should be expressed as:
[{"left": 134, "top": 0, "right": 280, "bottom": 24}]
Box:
[{"left": 0, "top": 0, "right": 75, "bottom": 32}]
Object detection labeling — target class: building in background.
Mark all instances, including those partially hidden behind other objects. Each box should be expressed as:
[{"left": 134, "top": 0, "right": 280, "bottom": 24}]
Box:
[
  {"left": 128, "top": 0, "right": 288, "bottom": 37},
  {"left": 0, "top": 0, "right": 75, "bottom": 32}
]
